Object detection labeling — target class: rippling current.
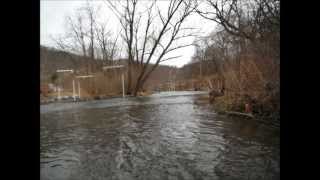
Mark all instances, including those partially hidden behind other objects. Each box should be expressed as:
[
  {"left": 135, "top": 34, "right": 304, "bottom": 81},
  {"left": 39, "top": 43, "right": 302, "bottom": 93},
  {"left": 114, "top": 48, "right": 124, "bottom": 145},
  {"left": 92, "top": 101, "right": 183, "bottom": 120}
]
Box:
[{"left": 40, "top": 91, "right": 280, "bottom": 180}]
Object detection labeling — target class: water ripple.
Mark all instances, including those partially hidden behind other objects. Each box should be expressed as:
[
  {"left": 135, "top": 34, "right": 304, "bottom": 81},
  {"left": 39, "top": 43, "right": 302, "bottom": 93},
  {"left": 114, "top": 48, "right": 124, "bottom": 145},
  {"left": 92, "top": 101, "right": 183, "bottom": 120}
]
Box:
[{"left": 41, "top": 91, "right": 279, "bottom": 180}]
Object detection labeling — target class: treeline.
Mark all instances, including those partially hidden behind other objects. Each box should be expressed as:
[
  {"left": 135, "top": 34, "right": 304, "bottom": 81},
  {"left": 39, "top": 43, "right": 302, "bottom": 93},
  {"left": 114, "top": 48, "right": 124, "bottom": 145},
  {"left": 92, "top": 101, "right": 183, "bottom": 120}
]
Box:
[{"left": 189, "top": 0, "right": 280, "bottom": 119}]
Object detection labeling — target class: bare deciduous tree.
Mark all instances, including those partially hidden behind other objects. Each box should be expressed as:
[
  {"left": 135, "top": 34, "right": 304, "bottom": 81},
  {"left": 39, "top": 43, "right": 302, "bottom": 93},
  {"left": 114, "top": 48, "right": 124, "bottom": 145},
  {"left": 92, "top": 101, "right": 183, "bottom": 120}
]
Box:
[
  {"left": 85, "top": 3, "right": 95, "bottom": 60},
  {"left": 95, "top": 21, "right": 120, "bottom": 64},
  {"left": 52, "top": 5, "right": 94, "bottom": 74},
  {"left": 107, "top": 0, "right": 198, "bottom": 96},
  {"left": 195, "top": 0, "right": 279, "bottom": 41},
  {"left": 52, "top": 2, "right": 122, "bottom": 73},
  {"left": 194, "top": 0, "right": 279, "bottom": 95}
]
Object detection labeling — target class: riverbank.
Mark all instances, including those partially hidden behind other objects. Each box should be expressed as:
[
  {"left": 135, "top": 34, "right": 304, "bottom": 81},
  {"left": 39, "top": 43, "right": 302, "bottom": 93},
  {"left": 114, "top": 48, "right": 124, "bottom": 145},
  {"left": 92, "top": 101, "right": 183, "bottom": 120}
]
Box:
[
  {"left": 41, "top": 94, "right": 123, "bottom": 105},
  {"left": 40, "top": 90, "right": 157, "bottom": 105},
  {"left": 210, "top": 96, "right": 280, "bottom": 129}
]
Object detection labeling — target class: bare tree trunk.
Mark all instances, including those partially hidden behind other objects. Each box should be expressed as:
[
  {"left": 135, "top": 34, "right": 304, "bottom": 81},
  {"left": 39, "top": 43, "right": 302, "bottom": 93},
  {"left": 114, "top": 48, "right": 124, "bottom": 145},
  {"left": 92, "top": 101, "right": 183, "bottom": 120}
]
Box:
[{"left": 107, "top": 0, "right": 196, "bottom": 96}]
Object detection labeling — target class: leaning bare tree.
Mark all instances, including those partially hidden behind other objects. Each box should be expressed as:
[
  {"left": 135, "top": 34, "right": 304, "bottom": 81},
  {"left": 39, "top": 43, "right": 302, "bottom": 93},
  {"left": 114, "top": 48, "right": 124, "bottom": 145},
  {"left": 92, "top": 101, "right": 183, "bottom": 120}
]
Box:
[{"left": 107, "top": 0, "right": 198, "bottom": 96}]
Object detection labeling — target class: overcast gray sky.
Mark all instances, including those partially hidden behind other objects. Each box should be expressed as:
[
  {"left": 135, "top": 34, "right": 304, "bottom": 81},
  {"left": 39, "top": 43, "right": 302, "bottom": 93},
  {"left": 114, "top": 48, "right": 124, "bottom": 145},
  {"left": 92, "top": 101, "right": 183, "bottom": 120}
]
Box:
[{"left": 41, "top": 0, "right": 217, "bottom": 67}]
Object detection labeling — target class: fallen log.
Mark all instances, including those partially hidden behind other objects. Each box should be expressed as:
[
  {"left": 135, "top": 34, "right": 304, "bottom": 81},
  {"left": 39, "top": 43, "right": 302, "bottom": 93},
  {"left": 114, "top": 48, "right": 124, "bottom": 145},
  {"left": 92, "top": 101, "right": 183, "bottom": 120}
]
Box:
[{"left": 220, "top": 111, "right": 254, "bottom": 118}]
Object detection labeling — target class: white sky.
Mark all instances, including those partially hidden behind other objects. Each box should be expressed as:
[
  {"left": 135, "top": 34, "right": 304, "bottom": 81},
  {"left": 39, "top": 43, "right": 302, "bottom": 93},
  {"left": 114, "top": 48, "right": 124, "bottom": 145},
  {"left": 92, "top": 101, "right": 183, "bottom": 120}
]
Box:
[{"left": 41, "top": 0, "right": 217, "bottom": 67}]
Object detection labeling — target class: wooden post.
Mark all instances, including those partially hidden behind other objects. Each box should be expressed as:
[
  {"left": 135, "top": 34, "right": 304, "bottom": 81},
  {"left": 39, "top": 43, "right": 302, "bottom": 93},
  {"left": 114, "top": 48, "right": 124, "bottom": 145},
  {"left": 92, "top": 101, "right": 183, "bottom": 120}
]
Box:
[
  {"left": 102, "top": 65, "right": 125, "bottom": 98},
  {"left": 122, "top": 73, "right": 125, "bottom": 98},
  {"left": 58, "top": 87, "right": 61, "bottom": 100},
  {"left": 78, "top": 80, "right": 81, "bottom": 100},
  {"left": 72, "top": 79, "right": 76, "bottom": 101}
]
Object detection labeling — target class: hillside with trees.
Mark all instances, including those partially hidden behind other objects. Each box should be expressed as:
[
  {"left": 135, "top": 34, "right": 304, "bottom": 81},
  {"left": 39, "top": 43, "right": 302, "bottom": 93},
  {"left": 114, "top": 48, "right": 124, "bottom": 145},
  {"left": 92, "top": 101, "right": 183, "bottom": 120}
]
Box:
[{"left": 40, "top": 46, "right": 179, "bottom": 99}]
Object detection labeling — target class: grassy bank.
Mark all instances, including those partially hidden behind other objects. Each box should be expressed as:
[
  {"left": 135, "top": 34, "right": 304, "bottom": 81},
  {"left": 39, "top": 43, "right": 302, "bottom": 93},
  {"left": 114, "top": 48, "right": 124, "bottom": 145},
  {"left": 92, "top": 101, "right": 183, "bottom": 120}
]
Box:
[{"left": 211, "top": 90, "right": 280, "bottom": 122}]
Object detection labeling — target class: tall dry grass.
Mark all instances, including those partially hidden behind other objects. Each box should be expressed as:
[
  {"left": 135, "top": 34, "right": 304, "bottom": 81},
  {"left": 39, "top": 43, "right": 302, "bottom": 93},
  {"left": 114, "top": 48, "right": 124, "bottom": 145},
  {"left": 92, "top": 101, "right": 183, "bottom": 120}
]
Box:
[{"left": 213, "top": 53, "right": 279, "bottom": 119}]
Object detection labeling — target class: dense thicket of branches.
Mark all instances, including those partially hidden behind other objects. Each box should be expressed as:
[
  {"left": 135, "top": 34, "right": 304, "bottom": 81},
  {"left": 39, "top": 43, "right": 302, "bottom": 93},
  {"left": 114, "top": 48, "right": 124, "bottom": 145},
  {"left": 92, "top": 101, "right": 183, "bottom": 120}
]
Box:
[{"left": 192, "top": 0, "right": 280, "bottom": 117}]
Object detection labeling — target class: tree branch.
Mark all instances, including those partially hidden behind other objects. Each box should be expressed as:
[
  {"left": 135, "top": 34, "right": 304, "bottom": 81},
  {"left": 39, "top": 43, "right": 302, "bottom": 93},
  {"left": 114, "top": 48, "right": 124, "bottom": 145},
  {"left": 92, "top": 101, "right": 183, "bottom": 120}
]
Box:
[{"left": 160, "top": 55, "right": 182, "bottom": 62}]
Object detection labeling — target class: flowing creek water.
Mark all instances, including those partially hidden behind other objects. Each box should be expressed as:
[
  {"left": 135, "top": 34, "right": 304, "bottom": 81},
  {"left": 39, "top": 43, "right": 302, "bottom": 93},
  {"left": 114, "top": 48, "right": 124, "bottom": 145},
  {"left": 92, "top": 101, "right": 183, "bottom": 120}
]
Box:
[{"left": 40, "top": 91, "right": 280, "bottom": 180}]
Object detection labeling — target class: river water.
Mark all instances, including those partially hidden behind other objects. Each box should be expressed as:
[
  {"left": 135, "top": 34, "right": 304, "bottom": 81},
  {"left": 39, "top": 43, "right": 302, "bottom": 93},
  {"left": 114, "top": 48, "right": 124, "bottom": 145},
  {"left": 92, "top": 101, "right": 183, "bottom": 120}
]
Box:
[{"left": 40, "top": 91, "right": 280, "bottom": 180}]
